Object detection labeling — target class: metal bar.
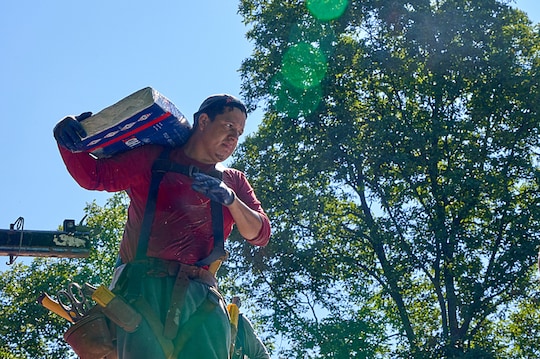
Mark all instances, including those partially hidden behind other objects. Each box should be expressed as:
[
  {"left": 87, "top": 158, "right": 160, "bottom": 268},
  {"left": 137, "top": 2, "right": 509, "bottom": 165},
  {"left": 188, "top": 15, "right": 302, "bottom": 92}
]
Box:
[{"left": 0, "top": 229, "right": 90, "bottom": 259}]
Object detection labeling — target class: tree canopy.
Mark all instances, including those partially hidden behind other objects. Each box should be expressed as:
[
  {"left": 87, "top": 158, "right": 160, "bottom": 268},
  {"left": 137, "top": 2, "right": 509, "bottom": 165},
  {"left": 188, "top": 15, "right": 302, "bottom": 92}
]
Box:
[{"left": 230, "top": 0, "right": 540, "bottom": 357}]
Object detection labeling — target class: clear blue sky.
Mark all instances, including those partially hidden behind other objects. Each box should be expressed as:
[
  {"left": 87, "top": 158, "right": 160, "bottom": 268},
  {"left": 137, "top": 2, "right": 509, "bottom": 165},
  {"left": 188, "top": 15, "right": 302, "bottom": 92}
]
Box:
[
  {"left": 0, "top": 0, "right": 538, "bottom": 269},
  {"left": 0, "top": 1, "right": 258, "bottom": 237}
]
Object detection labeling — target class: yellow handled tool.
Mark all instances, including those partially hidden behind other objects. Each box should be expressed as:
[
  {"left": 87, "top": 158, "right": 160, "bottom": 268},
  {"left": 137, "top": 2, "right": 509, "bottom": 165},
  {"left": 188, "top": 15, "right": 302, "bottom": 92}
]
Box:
[
  {"left": 37, "top": 292, "right": 74, "bottom": 323},
  {"left": 91, "top": 285, "right": 116, "bottom": 307},
  {"left": 227, "top": 302, "right": 240, "bottom": 329},
  {"left": 227, "top": 296, "right": 241, "bottom": 357},
  {"left": 92, "top": 285, "right": 142, "bottom": 333}
]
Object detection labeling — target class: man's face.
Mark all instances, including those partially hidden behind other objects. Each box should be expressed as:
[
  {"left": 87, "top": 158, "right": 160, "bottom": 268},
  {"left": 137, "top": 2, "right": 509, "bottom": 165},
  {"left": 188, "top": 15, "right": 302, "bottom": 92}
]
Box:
[{"left": 197, "top": 107, "right": 246, "bottom": 163}]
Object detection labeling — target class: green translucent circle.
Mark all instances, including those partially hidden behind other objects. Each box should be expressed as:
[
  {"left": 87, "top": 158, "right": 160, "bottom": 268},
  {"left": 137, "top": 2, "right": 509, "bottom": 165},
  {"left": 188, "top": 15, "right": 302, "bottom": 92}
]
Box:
[
  {"left": 270, "top": 73, "right": 323, "bottom": 118},
  {"left": 306, "top": 0, "right": 349, "bottom": 21},
  {"left": 281, "top": 42, "right": 328, "bottom": 89}
]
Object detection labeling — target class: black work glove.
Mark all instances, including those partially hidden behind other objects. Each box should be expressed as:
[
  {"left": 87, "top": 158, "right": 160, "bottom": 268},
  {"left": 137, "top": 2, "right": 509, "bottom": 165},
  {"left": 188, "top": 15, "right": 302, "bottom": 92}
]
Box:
[
  {"left": 53, "top": 112, "right": 92, "bottom": 151},
  {"left": 191, "top": 172, "right": 235, "bottom": 206}
]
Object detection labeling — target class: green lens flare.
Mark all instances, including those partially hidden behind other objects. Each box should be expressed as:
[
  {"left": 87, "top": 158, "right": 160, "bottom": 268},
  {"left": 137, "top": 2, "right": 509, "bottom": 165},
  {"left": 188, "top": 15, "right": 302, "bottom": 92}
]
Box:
[
  {"left": 281, "top": 42, "right": 328, "bottom": 90},
  {"left": 306, "top": 0, "right": 349, "bottom": 21},
  {"left": 270, "top": 73, "right": 323, "bottom": 118}
]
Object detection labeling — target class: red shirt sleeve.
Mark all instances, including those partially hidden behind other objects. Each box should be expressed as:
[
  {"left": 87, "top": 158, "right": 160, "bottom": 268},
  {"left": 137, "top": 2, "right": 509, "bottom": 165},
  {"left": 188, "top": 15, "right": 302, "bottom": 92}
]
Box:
[{"left": 58, "top": 144, "right": 162, "bottom": 191}]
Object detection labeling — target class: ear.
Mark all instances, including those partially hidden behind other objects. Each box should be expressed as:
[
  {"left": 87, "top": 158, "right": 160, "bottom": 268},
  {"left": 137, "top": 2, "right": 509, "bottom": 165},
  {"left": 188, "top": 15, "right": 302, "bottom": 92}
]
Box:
[{"left": 197, "top": 114, "right": 210, "bottom": 131}]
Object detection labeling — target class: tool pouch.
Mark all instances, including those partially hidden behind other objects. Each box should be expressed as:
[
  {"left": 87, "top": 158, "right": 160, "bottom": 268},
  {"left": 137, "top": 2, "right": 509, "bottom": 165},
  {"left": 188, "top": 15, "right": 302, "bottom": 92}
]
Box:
[{"left": 64, "top": 306, "right": 117, "bottom": 359}]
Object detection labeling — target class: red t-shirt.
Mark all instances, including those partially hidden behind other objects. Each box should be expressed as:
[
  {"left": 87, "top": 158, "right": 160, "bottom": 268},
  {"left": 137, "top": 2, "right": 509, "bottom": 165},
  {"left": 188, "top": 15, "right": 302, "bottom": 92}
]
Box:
[{"left": 59, "top": 144, "right": 271, "bottom": 264}]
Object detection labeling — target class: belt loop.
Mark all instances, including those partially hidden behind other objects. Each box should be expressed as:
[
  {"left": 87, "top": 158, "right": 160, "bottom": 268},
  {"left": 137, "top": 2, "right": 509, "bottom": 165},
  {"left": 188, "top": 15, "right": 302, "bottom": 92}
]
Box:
[{"left": 167, "top": 260, "right": 180, "bottom": 276}]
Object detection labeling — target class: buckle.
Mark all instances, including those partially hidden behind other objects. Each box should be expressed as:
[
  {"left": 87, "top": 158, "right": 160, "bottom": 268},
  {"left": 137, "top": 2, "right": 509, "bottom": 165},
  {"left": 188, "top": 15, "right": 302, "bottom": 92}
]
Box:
[{"left": 188, "top": 165, "right": 200, "bottom": 177}]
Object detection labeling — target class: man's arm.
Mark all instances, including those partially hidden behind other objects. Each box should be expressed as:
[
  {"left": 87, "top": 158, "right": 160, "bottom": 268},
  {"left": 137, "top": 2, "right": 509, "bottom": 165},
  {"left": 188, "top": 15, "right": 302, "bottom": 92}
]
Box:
[
  {"left": 57, "top": 144, "right": 161, "bottom": 192},
  {"left": 225, "top": 195, "right": 264, "bottom": 241}
]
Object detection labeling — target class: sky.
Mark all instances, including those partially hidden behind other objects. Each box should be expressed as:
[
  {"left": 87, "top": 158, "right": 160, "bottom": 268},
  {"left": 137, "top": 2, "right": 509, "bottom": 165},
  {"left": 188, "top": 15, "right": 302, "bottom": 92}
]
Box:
[
  {"left": 0, "top": 0, "right": 538, "bottom": 267},
  {"left": 0, "top": 1, "right": 257, "bottom": 240}
]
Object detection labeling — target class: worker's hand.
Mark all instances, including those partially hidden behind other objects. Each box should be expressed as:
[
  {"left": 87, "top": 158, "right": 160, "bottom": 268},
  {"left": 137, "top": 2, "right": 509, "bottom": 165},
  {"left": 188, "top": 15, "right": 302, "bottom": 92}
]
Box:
[
  {"left": 53, "top": 112, "right": 92, "bottom": 151},
  {"left": 191, "top": 172, "right": 235, "bottom": 206}
]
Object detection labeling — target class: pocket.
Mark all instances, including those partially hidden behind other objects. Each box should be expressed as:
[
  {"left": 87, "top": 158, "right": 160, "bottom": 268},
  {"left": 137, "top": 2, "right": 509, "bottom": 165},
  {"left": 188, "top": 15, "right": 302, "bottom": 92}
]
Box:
[{"left": 64, "top": 306, "right": 116, "bottom": 359}]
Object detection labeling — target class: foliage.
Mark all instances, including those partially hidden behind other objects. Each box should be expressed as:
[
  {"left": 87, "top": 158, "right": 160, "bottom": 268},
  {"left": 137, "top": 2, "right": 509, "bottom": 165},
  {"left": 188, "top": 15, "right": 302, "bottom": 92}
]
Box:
[
  {"left": 233, "top": 0, "right": 540, "bottom": 357},
  {"left": 0, "top": 193, "right": 128, "bottom": 358}
]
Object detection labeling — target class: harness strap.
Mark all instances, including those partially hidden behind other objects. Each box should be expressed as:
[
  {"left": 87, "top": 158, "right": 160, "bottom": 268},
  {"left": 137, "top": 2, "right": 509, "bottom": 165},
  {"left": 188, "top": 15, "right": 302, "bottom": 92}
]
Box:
[
  {"left": 132, "top": 294, "right": 219, "bottom": 359},
  {"left": 145, "top": 257, "right": 217, "bottom": 287},
  {"left": 125, "top": 262, "right": 221, "bottom": 357},
  {"left": 134, "top": 148, "right": 172, "bottom": 260},
  {"left": 163, "top": 270, "right": 190, "bottom": 339},
  {"left": 132, "top": 297, "right": 174, "bottom": 357},
  {"left": 232, "top": 315, "right": 246, "bottom": 359},
  {"left": 197, "top": 200, "right": 227, "bottom": 267},
  {"left": 169, "top": 288, "right": 221, "bottom": 359}
]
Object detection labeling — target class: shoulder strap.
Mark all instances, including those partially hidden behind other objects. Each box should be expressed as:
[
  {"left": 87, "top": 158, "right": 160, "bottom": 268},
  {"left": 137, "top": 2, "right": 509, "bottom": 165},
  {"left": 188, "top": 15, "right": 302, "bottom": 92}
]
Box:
[
  {"left": 135, "top": 148, "right": 227, "bottom": 266},
  {"left": 135, "top": 148, "right": 172, "bottom": 260},
  {"left": 195, "top": 199, "right": 226, "bottom": 266}
]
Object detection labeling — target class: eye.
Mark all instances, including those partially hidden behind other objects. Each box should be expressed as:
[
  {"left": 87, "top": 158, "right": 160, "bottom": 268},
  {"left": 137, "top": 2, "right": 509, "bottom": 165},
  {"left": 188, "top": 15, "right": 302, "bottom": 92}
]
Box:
[{"left": 225, "top": 122, "right": 244, "bottom": 136}]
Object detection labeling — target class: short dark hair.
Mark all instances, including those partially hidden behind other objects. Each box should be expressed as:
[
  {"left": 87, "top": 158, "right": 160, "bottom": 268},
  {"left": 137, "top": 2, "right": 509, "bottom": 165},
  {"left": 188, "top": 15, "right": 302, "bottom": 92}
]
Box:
[{"left": 193, "top": 94, "right": 247, "bottom": 128}]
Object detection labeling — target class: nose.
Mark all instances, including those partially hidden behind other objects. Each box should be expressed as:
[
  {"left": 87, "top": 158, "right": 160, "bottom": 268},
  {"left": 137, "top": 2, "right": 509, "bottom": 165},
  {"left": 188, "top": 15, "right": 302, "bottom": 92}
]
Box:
[{"left": 229, "top": 129, "right": 241, "bottom": 140}]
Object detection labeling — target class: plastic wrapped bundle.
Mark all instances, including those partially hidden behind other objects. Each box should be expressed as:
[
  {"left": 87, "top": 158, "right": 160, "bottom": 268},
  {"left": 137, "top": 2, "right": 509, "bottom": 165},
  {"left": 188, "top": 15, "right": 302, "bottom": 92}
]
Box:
[{"left": 77, "top": 87, "right": 191, "bottom": 158}]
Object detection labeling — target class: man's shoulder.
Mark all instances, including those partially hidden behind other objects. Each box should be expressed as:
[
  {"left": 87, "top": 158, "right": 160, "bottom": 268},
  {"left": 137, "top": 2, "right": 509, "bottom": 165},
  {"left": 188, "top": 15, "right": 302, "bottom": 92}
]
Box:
[
  {"left": 222, "top": 167, "right": 247, "bottom": 180},
  {"left": 114, "top": 144, "right": 164, "bottom": 159}
]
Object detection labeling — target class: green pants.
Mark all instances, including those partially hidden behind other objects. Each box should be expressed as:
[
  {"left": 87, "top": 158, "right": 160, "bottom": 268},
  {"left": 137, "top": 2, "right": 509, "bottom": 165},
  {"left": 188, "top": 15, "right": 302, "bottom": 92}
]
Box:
[{"left": 114, "top": 266, "right": 230, "bottom": 359}]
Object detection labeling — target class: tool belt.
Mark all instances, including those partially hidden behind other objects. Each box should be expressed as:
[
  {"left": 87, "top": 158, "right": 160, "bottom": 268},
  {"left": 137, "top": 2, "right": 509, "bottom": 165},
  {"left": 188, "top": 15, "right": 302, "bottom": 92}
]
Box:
[{"left": 62, "top": 257, "right": 219, "bottom": 359}]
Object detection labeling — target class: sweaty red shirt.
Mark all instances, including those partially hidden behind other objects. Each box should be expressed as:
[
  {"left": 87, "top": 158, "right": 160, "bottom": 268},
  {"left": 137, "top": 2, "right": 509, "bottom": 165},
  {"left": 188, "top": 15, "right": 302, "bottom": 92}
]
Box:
[{"left": 59, "top": 144, "right": 271, "bottom": 264}]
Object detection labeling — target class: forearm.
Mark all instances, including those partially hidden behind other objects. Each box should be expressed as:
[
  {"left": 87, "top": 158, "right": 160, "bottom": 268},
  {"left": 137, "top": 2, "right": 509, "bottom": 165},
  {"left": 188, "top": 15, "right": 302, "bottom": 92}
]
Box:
[{"left": 226, "top": 194, "right": 264, "bottom": 240}]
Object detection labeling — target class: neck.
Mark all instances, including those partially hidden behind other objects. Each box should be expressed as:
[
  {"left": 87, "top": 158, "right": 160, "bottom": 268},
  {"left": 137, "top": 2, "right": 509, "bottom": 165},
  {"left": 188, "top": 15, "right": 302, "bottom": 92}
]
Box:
[{"left": 182, "top": 135, "right": 213, "bottom": 164}]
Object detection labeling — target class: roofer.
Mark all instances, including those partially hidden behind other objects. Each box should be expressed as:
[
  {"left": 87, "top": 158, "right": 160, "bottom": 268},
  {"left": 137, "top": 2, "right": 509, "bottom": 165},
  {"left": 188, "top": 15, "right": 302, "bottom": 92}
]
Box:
[{"left": 53, "top": 93, "right": 271, "bottom": 359}]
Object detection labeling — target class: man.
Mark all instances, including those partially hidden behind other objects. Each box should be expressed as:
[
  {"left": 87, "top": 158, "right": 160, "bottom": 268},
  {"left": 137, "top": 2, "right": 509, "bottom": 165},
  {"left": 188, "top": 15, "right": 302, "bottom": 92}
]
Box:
[{"left": 53, "top": 93, "right": 271, "bottom": 359}]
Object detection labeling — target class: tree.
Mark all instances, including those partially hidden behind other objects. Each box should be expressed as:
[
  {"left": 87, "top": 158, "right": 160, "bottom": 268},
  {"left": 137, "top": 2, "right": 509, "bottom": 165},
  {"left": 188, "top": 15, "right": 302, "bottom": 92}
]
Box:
[
  {"left": 0, "top": 193, "right": 128, "bottom": 358},
  {"left": 232, "top": 0, "right": 540, "bottom": 357}
]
